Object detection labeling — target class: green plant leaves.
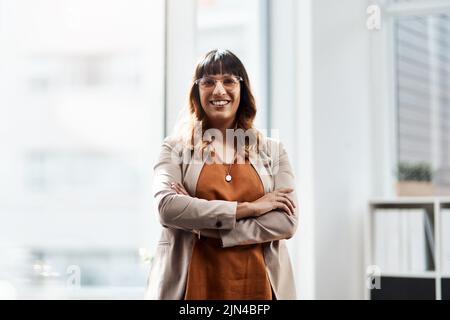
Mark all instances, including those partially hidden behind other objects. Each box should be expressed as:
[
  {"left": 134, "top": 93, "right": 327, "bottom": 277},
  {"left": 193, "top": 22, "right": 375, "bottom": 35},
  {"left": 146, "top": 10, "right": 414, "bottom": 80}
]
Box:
[{"left": 397, "top": 162, "right": 432, "bottom": 182}]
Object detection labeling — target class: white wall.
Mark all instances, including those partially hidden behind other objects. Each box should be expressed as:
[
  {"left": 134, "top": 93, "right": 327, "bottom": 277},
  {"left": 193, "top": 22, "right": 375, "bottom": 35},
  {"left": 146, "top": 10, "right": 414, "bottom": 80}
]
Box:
[
  {"left": 310, "top": 0, "right": 372, "bottom": 299},
  {"left": 281, "top": 0, "right": 375, "bottom": 299},
  {"left": 270, "top": 0, "right": 316, "bottom": 300}
]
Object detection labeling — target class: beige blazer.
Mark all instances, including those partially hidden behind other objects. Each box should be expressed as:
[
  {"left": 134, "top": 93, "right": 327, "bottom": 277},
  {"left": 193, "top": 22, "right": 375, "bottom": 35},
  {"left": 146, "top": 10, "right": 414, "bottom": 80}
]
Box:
[{"left": 145, "top": 134, "right": 298, "bottom": 300}]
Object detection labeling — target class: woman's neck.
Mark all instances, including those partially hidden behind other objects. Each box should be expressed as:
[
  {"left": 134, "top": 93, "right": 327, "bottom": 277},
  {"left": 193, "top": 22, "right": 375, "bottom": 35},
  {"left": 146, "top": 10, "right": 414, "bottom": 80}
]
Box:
[{"left": 205, "top": 118, "right": 236, "bottom": 143}]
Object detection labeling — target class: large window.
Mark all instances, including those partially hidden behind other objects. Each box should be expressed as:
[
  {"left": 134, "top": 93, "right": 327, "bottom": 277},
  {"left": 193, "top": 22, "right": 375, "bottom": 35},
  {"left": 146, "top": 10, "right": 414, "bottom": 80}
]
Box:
[
  {"left": 0, "top": 0, "right": 164, "bottom": 299},
  {"left": 393, "top": 5, "right": 450, "bottom": 193}
]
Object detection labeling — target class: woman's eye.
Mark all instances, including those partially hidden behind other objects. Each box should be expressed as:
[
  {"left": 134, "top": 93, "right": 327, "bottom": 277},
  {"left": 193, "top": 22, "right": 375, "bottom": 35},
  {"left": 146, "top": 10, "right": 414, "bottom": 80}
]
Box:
[
  {"left": 223, "top": 79, "right": 234, "bottom": 85},
  {"left": 203, "top": 79, "right": 215, "bottom": 86}
]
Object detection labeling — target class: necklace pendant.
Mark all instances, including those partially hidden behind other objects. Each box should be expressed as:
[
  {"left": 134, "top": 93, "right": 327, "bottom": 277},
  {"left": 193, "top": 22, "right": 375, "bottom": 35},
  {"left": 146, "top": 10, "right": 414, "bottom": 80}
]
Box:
[{"left": 225, "top": 174, "right": 232, "bottom": 182}]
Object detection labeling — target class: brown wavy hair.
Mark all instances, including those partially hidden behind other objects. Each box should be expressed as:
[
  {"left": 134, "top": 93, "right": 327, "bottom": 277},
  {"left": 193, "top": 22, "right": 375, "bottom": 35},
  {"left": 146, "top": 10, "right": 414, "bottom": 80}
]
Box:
[{"left": 173, "top": 49, "right": 262, "bottom": 155}]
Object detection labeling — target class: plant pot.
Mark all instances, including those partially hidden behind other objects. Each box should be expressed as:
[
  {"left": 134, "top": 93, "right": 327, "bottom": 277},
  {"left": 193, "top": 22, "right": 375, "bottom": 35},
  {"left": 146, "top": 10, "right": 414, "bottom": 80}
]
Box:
[
  {"left": 396, "top": 181, "right": 434, "bottom": 196},
  {"left": 433, "top": 185, "right": 450, "bottom": 196}
]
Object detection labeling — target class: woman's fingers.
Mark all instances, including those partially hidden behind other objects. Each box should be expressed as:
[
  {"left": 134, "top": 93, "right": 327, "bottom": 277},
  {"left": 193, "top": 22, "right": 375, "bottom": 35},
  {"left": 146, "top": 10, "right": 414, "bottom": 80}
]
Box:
[
  {"left": 170, "top": 182, "right": 189, "bottom": 195},
  {"left": 273, "top": 198, "right": 292, "bottom": 215},
  {"left": 178, "top": 183, "right": 189, "bottom": 195},
  {"left": 279, "top": 193, "right": 296, "bottom": 208},
  {"left": 277, "top": 196, "right": 295, "bottom": 214},
  {"left": 275, "top": 190, "right": 296, "bottom": 209},
  {"left": 170, "top": 183, "right": 180, "bottom": 194},
  {"left": 173, "top": 182, "right": 184, "bottom": 193},
  {"left": 277, "top": 202, "right": 292, "bottom": 216}
]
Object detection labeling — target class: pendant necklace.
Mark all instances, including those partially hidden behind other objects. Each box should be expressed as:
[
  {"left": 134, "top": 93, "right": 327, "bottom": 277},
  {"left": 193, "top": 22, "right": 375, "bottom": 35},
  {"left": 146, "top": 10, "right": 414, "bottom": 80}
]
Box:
[
  {"left": 225, "top": 166, "right": 233, "bottom": 182},
  {"left": 225, "top": 150, "right": 237, "bottom": 183}
]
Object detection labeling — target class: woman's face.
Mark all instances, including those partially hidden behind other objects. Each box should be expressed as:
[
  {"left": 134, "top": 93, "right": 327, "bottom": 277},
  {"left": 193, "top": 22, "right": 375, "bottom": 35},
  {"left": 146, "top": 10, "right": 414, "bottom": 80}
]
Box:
[{"left": 198, "top": 74, "right": 241, "bottom": 127}]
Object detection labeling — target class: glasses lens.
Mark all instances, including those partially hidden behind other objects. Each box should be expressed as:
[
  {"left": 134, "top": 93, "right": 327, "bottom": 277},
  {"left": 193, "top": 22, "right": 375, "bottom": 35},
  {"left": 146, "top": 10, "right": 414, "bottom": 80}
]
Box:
[
  {"left": 222, "top": 77, "right": 239, "bottom": 88},
  {"left": 199, "top": 77, "right": 215, "bottom": 88},
  {"left": 198, "top": 76, "right": 241, "bottom": 89}
]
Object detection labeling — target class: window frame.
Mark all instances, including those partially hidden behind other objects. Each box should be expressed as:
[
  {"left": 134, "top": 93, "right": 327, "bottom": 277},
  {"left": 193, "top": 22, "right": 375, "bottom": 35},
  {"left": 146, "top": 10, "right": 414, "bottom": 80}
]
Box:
[{"left": 371, "top": 0, "right": 450, "bottom": 197}]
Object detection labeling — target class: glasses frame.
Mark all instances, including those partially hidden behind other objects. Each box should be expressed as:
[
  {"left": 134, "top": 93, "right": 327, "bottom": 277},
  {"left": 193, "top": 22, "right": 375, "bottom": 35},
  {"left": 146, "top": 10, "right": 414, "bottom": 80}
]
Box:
[{"left": 194, "top": 75, "right": 243, "bottom": 89}]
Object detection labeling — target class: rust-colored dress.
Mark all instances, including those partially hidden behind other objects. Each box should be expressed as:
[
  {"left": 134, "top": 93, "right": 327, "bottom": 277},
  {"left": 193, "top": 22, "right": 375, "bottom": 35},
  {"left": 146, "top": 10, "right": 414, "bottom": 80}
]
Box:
[{"left": 183, "top": 159, "right": 273, "bottom": 300}]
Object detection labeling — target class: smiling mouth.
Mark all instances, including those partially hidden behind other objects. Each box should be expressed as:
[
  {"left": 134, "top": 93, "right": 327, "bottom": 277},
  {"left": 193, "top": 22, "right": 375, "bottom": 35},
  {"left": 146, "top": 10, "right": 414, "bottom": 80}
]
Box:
[{"left": 209, "top": 100, "right": 231, "bottom": 107}]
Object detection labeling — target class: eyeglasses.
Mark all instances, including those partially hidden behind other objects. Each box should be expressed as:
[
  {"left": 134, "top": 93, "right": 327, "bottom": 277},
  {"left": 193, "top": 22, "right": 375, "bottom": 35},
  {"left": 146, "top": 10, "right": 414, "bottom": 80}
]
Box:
[{"left": 194, "top": 75, "right": 243, "bottom": 90}]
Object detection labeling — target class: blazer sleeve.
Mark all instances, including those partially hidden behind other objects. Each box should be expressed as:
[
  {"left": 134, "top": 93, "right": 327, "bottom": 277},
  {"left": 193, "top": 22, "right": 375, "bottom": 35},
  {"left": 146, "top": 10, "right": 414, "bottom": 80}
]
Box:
[
  {"left": 153, "top": 137, "right": 237, "bottom": 231},
  {"left": 218, "top": 140, "right": 298, "bottom": 248}
]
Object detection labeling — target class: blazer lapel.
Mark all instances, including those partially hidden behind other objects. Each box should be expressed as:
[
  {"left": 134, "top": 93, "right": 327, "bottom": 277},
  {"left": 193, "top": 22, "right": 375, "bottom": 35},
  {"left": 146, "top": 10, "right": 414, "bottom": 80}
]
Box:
[
  {"left": 249, "top": 148, "right": 273, "bottom": 193},
  {"left": 182, "top": 149, "right": 210, "bottom": 197}
]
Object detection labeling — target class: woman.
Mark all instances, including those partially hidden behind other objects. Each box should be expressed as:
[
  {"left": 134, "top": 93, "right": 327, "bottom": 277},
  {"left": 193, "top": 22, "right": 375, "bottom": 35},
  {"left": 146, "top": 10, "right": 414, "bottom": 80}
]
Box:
[{"left": 145, "top": 49, "right": 298, "bottom": 300}]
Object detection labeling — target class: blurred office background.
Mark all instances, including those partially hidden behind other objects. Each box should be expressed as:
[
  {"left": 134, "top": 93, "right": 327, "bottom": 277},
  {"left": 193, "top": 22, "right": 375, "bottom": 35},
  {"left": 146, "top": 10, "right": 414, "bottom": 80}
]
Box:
[{"left": 0, "top": 0, "right": 449, "bottom": 299}]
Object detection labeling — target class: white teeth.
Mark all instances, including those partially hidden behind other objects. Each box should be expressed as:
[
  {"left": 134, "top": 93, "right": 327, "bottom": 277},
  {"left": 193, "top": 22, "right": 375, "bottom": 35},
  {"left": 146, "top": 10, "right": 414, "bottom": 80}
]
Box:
[{"left": 211, "top": 100, "right": 230, "bottom": 106}]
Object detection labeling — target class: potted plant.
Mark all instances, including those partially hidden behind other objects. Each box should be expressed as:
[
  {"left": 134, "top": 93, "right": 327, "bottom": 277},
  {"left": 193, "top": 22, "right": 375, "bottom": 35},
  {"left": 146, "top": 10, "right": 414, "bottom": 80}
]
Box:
[{"left": 396, "top": 162, "right": 433, "bottom": 196}]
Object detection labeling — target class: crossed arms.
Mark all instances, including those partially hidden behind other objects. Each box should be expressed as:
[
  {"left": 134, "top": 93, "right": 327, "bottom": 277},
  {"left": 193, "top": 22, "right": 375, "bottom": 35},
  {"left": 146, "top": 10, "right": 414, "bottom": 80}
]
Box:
[{"left": 153, "top": 137, "right": 298, "bottom": 248}]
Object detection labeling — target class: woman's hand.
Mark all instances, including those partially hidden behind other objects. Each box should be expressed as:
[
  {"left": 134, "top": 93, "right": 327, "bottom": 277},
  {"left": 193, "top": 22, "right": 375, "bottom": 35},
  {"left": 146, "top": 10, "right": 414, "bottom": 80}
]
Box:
[
  {"left": 170, "top": 182, "right": 190, "bottom": 196},
  {"left": 249, "top": 188, "right": 296, "bottom": 217}
]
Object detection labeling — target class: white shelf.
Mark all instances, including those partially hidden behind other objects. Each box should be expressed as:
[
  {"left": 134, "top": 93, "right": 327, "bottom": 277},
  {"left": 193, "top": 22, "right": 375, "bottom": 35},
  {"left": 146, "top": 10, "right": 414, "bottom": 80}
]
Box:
[
  {"left": 366, "top": 197, "right": 449, "bottom": 300},
  {"left": 370, "top": 197, "right": 450, "bottom": 205},
  {"left": 380, "top": 272, "right": 436, "bottom": 279}
]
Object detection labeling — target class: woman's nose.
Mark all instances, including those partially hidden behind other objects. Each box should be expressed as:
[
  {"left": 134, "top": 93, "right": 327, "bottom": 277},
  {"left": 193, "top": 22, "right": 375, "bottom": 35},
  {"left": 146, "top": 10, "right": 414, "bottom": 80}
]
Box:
[{"left": 212, "top": 81, "right": 227, "bottom": 95}]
